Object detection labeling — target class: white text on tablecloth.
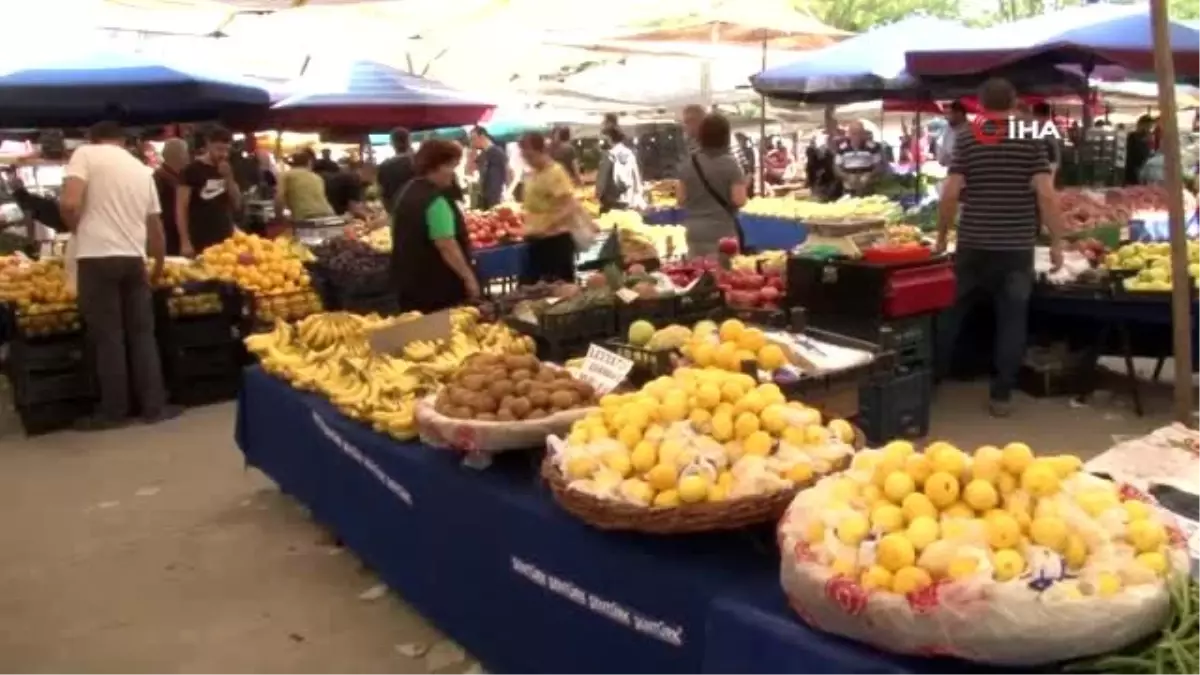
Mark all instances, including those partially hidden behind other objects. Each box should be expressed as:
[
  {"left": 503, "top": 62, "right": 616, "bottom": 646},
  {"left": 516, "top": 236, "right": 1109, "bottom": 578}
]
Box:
[
  {"left": 312, "top": 411, "right": 413, "bottom": 506},
  {"left": 577, "top": 344, "right": 634, "bottom": 395},
  {"left": 510, "top": 556, "right": 684, "bottom": 647}
]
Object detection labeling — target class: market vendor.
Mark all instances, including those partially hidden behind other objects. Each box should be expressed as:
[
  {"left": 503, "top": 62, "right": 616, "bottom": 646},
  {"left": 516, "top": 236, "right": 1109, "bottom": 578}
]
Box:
[
  {"left": 834, "top": 121, "right": 884, "bottom": 196},
  {"left": 518, "top": 132, "right": 585, "bottom": 284},
  {"left": 391, "top": 139, "right": 480, "bottom": 312},
  {"left": 324, "top": 161, "right": 372, "bottom": 220},
  {"left": 1125, "top": 115, "right": 1155, "bottom": 185},
  {"left": 275, "top": 150, "right": 335, "bottom": 221},
  {"left": 469, "top": 127, "right": 512, "bottom": 210}
]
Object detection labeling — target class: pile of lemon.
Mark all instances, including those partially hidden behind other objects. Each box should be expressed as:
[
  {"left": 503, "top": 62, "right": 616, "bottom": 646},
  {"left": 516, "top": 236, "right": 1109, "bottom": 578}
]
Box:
[
  {"left": 552, "top": 366, "right": 856, "bottom": 507},
  {"left": 682, "top": 319, "right": 792, "bottom": 373},
  {"left": 781, "top": 440, "right": 1185, "bottom": 597}
]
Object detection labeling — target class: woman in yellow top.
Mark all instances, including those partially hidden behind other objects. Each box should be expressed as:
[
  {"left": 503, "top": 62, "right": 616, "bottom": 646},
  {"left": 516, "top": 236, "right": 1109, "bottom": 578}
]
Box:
[
  {"left": 275, "top": 150, "right": 335, "bottom": 221},
  {"left": 518, "top": 132, "right": 584, "bottom": 284}
]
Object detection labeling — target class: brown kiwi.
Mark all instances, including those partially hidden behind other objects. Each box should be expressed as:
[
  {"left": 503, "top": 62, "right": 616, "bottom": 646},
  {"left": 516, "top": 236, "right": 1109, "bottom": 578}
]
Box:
[
  {"left": 460, "top": 373, "right": 487, "bottom": 392},
  {"left": 549, "top": 389, "right": 578, "bottom": 411},
  {"left": 534, "top": 367, "right": 557, "bottom": 383},
  {"left": 514, "top": 354, "right": 540, "bottom": 371},
  {"left": 572, "top": 380, "right": 596, "bottom": 401},
  {"left": 526, "top": 408, "right": 548, "bottom": 420},
  {"left": 504, "top": 355, "right": 526, "bottom": 370},
  {"left": 513, "top": 379, "right": 535, "bottom": 396},
  {"left": 509, "top": 397, "right": 532, "bottom": 419},
  {"left": 528, "top": 388, "right": 550, "bottom": 410},
  {"left": 448, "top": 386, "right": 473, "bottom": 408},
  {"left": 475, "top": 412, "right": 498, "bottom": 422},
  {"left": 510, "top": 369, "right": 533, "bottom": 382},
  {"left": 489, "top": 380, "right": 515, "bottom": 400},
  {"left": 446, "top": 405, "right": 472, "bottom": 419},
  {"left": 434, "top": 397, "right": 454, "bottom": 415},
  {"left": 471, "top": 393, "right": 498, "bottom": 414},
  {"left": 496, "top": 408, "right": 516, "bottom": 422}
]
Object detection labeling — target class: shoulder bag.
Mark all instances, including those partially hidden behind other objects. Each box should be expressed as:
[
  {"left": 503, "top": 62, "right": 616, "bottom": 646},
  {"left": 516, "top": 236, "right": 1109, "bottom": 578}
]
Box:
[{"left": 690, "top": 153, "right": 746, "bottom": 250}]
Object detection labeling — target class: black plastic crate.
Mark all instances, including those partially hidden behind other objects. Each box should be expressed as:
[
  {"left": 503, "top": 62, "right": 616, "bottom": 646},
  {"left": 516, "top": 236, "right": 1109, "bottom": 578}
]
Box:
[
  {"left": 17, "top": 398, "right": 94, "bottom": 436},
  {"left": 615, "top": 296, "right": 676, "bottom": 337},
  {"left": 722, "top": 306, "right": 790, "bottom": 329},
  {"left": 156, "top": 313, "right": 238, "bottom": 350},
  {"left": 152, "top": 281, "right": 242, "bottom": 322},
  {"left": 857, "top": 369, "right": 933, "bottom": 445},
  {"left": 334, "top": 289, "right": 399, "bottom": 316},
  {"left": 10, "top": 367, "right": 94, "bottom": 406},
  {"left": 8, "top": 334, "right": 88, "bottom": 373},
  {"left": 673, "top": 277, "right": 725, "bottom": 325},
  {"left": 600, "top": 339, "right": 678, "bottom": 385},
  {"left": 160, "top": 343, "right": 241, "bottom": 382},
  {"left": 504, "top": 304, "right": 616, "bottom": 345},
  {"left": 167, "top": 374, "right": 241, "bottom": 407},
  {"left": 879, "top": 315, "right": 935, "bottom": 373}
]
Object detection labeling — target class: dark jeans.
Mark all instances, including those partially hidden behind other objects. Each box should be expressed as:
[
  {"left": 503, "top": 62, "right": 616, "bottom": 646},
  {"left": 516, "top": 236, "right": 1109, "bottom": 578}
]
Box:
[
  {"left": 935, "top": 248, "right": 1034, "bottom": 402},
  {"left": 520, "top": 232, "right": 576, "bottom": 285},
  {"left": 77, "top": 256, "right": 168, "bottom": 420}
]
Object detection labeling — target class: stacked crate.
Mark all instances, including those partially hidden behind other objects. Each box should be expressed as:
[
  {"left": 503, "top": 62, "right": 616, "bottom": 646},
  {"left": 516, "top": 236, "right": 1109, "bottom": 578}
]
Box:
[
  {"left": 5, "top": 306, "right": 96, "bottom": 434},
  {"left": 154, "top": 283, "right": 243, "bottom": 406},
  {"left": 856, "top": 315, "right": 936, "bottom": 445}
]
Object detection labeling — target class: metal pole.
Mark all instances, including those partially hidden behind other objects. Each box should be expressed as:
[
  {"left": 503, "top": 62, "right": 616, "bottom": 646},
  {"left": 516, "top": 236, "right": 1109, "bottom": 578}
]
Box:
[
  {"left": 759, "top": 30, "right": 768, "bottom": 197},
  {"left": 1148, "top": 0, "right": 1196, "bottom": 424}
]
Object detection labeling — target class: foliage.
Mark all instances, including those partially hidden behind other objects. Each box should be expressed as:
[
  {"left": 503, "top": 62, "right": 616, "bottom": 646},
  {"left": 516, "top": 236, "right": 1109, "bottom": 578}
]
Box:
[{"left": 795, "top": 0, "right": 964, "bottom": 32}]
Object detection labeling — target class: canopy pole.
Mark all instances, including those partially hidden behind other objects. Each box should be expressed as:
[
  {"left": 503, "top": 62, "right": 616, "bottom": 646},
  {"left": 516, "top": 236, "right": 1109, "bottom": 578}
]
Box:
[
  {"left": 1148, "top": 0, "right": 1196, "bottom": 425},
  {"left": 759, "top": 29, "right": 768, "bottom": 197}
]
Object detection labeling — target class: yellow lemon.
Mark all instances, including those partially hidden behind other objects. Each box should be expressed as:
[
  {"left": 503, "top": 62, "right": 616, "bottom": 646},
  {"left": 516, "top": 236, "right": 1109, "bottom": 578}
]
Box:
[
  {"left": 891, "top": 566, "right": 933, "bottom": 594},
  {"left": 947, "top": 556, "right": 980, "bottom": 581},
  {"left": 677, "top": 474, "right": 710, "bottom": 503},
  {"left": 695, "top": 382, "right": 722, "bottom": 410},
  {"left": 1127, "top": 520, "right": 1166, "bottom": 553},
  {"left": 805, "top": 520, "right": 825, "bottom": 544},
  {"left": 690, "top": 342, "right": 716, "bottom": 368},
  {"left": 688, "top": 408, "right": 713, "bottom": 432},
  {"left": 1047, "top": 454, "right": 1082, "bottom": 478},
  {"left": 786, "top": 463, "right": 814, "bottom": 485},
  {"left": 830, "top": 556, "right": 858, "bottom": 578},
  {"left": 1001, "top": 442, "right": 1034, "bottom": 475},
  {"left": 645, "top": 463, "right": 679, "bottom": 491},
  {"left": 718, "top": 318, "right": 745, "bottom": 343},
  {"left": 734, "top": 412, "right": 761, "bottom": 440},
  {"left": 1094, "top": 571, "right": 1122, "bottom": 597},
  {"left": 991, "top": 549, "right": 1025, "bottom": 581},
  {"left": 1029, "top": 516, "right": 1069, "bottom": 552},
  {"left": 877, "top": 533, "right": 917, "bottom": 572},
  {"left": 658, "top": 439, "right": 684, "bottom": 466},
  {"left": 1077, "top": 489, "right": 1119, "bottom": 517},
  {"left": 756, "top": 383, "right": 786, "bottom": 405},
  {"left": 660, "top": 398, "right": 688, "bottom": 424},
  {"left": 903, "top": 453, "right": 933, "bottom": 486},
  {"left": 781, "top": 426, "right": 807, "bottom": 447},
  {"left": 653, "top": 489, "right": 681, "bottom": 507},
  {"left": 883, "top": 471, "right": 916, "bottom": 503},
  {"left": 617, "top": 425, "right": 643, "bottom": 450},
  {"left": 871, "top": 504, "right": 905, "bottom": 533},
  {"left": 962, "top": 479, "right": 1000, "bottom": 512},
  {"left": 1020, "top": 461, "right": 1061, "bottom": 498},
  {"left": 1064, "top": 534, "right": 1088, "bottom": 570},
  {"left": 1122, "top": 499, "right": 1152, "bottom": 522},
  {"left": 737, "top": 327, "right": 767, "bottom": 352},
  {"left": 720, "top": 379, "right": 745, "bottom": 404},
  {"left": 717, "top": 470, "right": 734, "bottom": 488},
  {"left": 883, "top": 440, "right": 916, "bottom": 457},
  {"left": 1135, "top": 551, "right": 1168, "bottom": 576},
  {"left": 711, "top": 411, "right": 734, "bottom": 442},
  {"left": 567, "top": 429, "right": 588, "bottom": 446},
  {"left": 602, "top": 450, "right": 633, "bottom": 477},
  {"left": 837, "top": 513, "right": 871, "bottom": 546},
  {"left": 923, "top": 471, "right": 961, "bottom": 509},
  {"left": 942, "top": 501, "right": 976, "bottom": 520},
  {"left": 734, "top": 390, "right": 767, "bottom": 417},
  {"left": 996, "top": 471, "right": 1018, "bottom": 496},
  {"left": 985, "top": 511, "right": 1022, "bottom": 550},
  {"left": 827, "top": 419, "right": 855, "bottom": 445},
  {"left": 861, "top": 565, "right": 894, "bottom": 591},
  {"left": 743, "top": 430, "right": 774, "bottom": 457},
  {"left": 630, "top": 441, "right": 658, "bottom": 473},
  {"left": 587, "top": 426, "right": 610, "bottom": 443},
  {"left": 901, "top": 492, "right": 938, "bottom": 523},
  {"left": 905, "top": 516, "right": 940, "bottom": 551},
  {"left": 715, "top": 342, "right": 741, "bottom": 371},
  {"left": 803, "top": 425, "right": 829, "bottom": 445},
  {"left": 930, "top": 446, "right": 967, "bottom": 477},
  {"left": 759, "top": 404, "right": 787, "bottom": 434},
  {"left": 756, "top": 343, "right": 787, "bottom": 371},
  {"left": 566, "top": 455, "right": 599, "bottom": 480},
  {"left": 708, "top": 483, "right": 730, "bottom": 502},
  {"left": 851, "top": 452, "right": 878, "bottom": 473}
]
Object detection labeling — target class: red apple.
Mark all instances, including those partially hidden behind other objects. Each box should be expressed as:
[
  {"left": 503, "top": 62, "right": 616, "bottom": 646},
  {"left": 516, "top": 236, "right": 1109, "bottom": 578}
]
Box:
[{"left": 718, "top": 237, "right": 740, "bottom": 255}]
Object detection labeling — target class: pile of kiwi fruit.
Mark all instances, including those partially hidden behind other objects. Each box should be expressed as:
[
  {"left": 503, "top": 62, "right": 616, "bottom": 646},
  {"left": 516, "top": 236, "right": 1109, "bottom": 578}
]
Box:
[{"left": 435, "top": 353, "right": 598, "bottom": 422}]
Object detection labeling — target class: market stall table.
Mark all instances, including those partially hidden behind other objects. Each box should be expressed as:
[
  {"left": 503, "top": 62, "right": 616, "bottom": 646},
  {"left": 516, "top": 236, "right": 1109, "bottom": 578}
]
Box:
[
  {"left": 737, "top": 215, "right": 808, "bottom": 252},
  {"left": 473, "top": 243, "right": 530, "bottom": 285},
  {"left": 235, "top": 367, "right": 983, "bottom": 675}
]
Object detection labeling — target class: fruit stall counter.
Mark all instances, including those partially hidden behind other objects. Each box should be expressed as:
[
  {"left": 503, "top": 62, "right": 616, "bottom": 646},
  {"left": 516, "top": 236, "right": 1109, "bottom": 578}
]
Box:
[
  {"left": 737, "top": 215, "right": 809, "bottom": 253},
  {"left": 473, "top": 242, "right": 530, "bottom": 285},
  {"left": 235, "top": 366, "right": 983, "bottom": 675}
]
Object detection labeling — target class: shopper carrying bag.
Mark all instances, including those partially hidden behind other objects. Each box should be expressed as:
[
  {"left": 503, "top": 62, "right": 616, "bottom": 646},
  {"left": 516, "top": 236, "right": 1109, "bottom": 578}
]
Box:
[{"left": 677, "top": 112, "right": 748, "bottom": 256}]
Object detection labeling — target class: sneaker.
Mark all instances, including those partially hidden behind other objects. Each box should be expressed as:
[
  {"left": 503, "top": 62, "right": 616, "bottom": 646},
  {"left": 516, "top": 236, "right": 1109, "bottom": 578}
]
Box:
[
  {"left": 73, "top": 415, "right": 129, "bottom": 432},
  {"left": 143, "top": 405, "right": 185, "bottom": 425},
  {"left": 988, "top": 399, "right": 1013, "bottom": 418}
]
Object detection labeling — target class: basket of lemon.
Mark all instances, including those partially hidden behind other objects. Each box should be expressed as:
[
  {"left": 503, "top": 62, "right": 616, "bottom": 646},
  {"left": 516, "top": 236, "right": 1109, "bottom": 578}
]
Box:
[
  {"left": 542, "top": 366, "right": 863, "bottom": 534},
  {"left": 776, "top": 441, "right": 1190, "bottom": 666}
]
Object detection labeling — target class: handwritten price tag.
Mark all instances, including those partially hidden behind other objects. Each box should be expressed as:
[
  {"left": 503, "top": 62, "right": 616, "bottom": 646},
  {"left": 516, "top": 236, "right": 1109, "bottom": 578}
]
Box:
[{"left": 576, "top": 344, "right": 634, "bottom": 395}]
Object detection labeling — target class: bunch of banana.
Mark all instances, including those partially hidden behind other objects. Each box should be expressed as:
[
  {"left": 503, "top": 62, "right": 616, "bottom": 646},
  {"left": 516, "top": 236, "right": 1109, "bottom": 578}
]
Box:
[
  {"left": 476, "top": 321, "right": 535, "bottom": 355},
  {"left": 297, "top": 312, "right": 371, "bottom": 351},
  {"left": 402, "top": 339, "right": 441, "bottom": 362},
  {"left": 244, "top": 319, "right": 296, "bottom": 357}
]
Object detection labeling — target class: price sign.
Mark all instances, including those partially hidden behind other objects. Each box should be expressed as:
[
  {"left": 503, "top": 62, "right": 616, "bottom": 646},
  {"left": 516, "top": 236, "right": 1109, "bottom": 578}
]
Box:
[{"left": 576, "top": 344, "right": 634, "bottom": 395}]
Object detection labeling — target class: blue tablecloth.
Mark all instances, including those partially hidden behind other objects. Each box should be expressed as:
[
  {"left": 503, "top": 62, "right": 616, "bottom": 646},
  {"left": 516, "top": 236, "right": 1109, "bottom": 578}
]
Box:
[
  {"left": 235, "top": 367, "right": 982, "bottom": 674},
  {"left": 474, "top": 243, "right": 530, "bottom": 282},
  {"left": 642, "top": 207, "right": 685, "bottom": 225},
  {"left": 737, "top": 215, "right": 808, "bottom": 252}
]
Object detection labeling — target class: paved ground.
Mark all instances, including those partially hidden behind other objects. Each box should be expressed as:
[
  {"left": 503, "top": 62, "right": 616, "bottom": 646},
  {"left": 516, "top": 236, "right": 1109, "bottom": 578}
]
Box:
[{"left": 0, "top": 366, "right": 1188, "bottom": 672}]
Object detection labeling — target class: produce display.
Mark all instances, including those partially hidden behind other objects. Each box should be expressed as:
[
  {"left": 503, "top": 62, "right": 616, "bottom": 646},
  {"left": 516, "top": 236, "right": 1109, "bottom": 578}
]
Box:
[
  {"left": 0, "top": 257, "right": 79, "bottom": 336},
  {"left": 311, "top": 237, "right": 389, "bottom": 290},
  {"left": 742, "top": 195, "right": 900, "bottom": 223},
  {"left": 778, "top": 440, "right": 1189, "bottom": 665},
  {"left": 198, "top": 231, "right": 322, "bottom": 323},
  {"left": 432, "top": 353, "right": 597, "bottom": 422},
  {"left": 549, "top": 366, "right": 857, "bottom": 508},
  {"left": 721, "top": 254, "right": 786, "bottom": 310},
  {"left": 596, "top": 210, "right": 682, "bottom": 262},
  {"left": 1059, "top": 186, "right": 1196, "bottom": 234},
  {"left": 1065, "top": 576, "right": 1199, "bottom": 674},
  {"left": 1104, "top": 241, "right": 1200, "bottom": 291},
  {"left": 244, "top": 307, "right": 535, "bottom": 440},
  {"left": 643, "top": 180, "right": 678, "bottom": 209},
  {"left": 465, "top": 205, "right": 525, "bottom": 249}
]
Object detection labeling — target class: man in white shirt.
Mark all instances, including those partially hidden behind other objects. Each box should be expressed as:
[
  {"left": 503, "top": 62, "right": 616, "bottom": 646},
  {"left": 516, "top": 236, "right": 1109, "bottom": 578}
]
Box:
[{"left": 60, "top": 120, "right": 178, "bottom": 430}]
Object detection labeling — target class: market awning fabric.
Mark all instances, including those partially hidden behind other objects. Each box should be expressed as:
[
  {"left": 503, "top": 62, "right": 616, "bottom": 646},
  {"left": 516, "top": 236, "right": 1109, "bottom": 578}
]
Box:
[
  {"left": 905, "top": 4, "right": 1200, "bottom": 78},
  {"left": 0, "top": 51, "right": 270, "bottom": 128},
  {"left": 750, "top": 17, "right": 979, "bottom": 104},
  {"left": 268, "top": 60, "right": 494, "bottom": 132}
]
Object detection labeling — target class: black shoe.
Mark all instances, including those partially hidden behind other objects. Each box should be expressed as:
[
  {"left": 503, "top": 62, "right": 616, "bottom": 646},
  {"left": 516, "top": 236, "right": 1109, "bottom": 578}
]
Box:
[
  {"left": 73, "top": 415, "right": 129, "bottom": 432},
  {"left": 143, "top": 405, "right": 185, "bottom": 425},
  {"left": 988, "top": 399, "right": 1013, "bottom": 418}
]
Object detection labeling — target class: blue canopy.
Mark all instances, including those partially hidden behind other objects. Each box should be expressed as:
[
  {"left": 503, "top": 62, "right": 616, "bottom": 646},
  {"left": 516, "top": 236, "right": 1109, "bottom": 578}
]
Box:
[
  {"left": 268, "top": 60, "right": 493, "bottom": 132},
  {"left": 0, "top": 51, "right": 270, "bottom": 128},
  {"left": 750, "top": 17, "right": 979, "bottom": 103},
  {"left": 907, "top": 4, "right": 1199, "bottom": 77}
]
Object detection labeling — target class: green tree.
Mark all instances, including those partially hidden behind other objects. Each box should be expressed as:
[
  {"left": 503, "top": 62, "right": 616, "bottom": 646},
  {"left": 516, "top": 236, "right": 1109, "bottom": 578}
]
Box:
[{"left": 795, "top": 0, "right": 965, "bottom": 32}]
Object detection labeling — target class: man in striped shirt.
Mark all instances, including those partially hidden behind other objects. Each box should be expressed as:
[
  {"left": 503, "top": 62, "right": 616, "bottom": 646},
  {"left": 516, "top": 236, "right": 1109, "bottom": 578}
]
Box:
[{"left": 934, "top": 78, "right": 1064, "bottom": 418}]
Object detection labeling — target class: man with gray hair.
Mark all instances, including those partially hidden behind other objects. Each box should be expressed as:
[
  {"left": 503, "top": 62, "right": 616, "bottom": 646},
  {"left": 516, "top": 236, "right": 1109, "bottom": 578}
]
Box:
[
  {"left": 154, "top": 137, "right": 189, "bottom": 256},
  {"left": 682, "top": 104, "right": 747, "bottom": 175}
]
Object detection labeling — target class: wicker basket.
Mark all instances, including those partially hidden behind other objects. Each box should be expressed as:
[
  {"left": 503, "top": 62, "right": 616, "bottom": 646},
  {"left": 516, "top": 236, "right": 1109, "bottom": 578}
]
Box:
[{"left": 542, "top": 428, "right": 863, "bottom": 534}]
